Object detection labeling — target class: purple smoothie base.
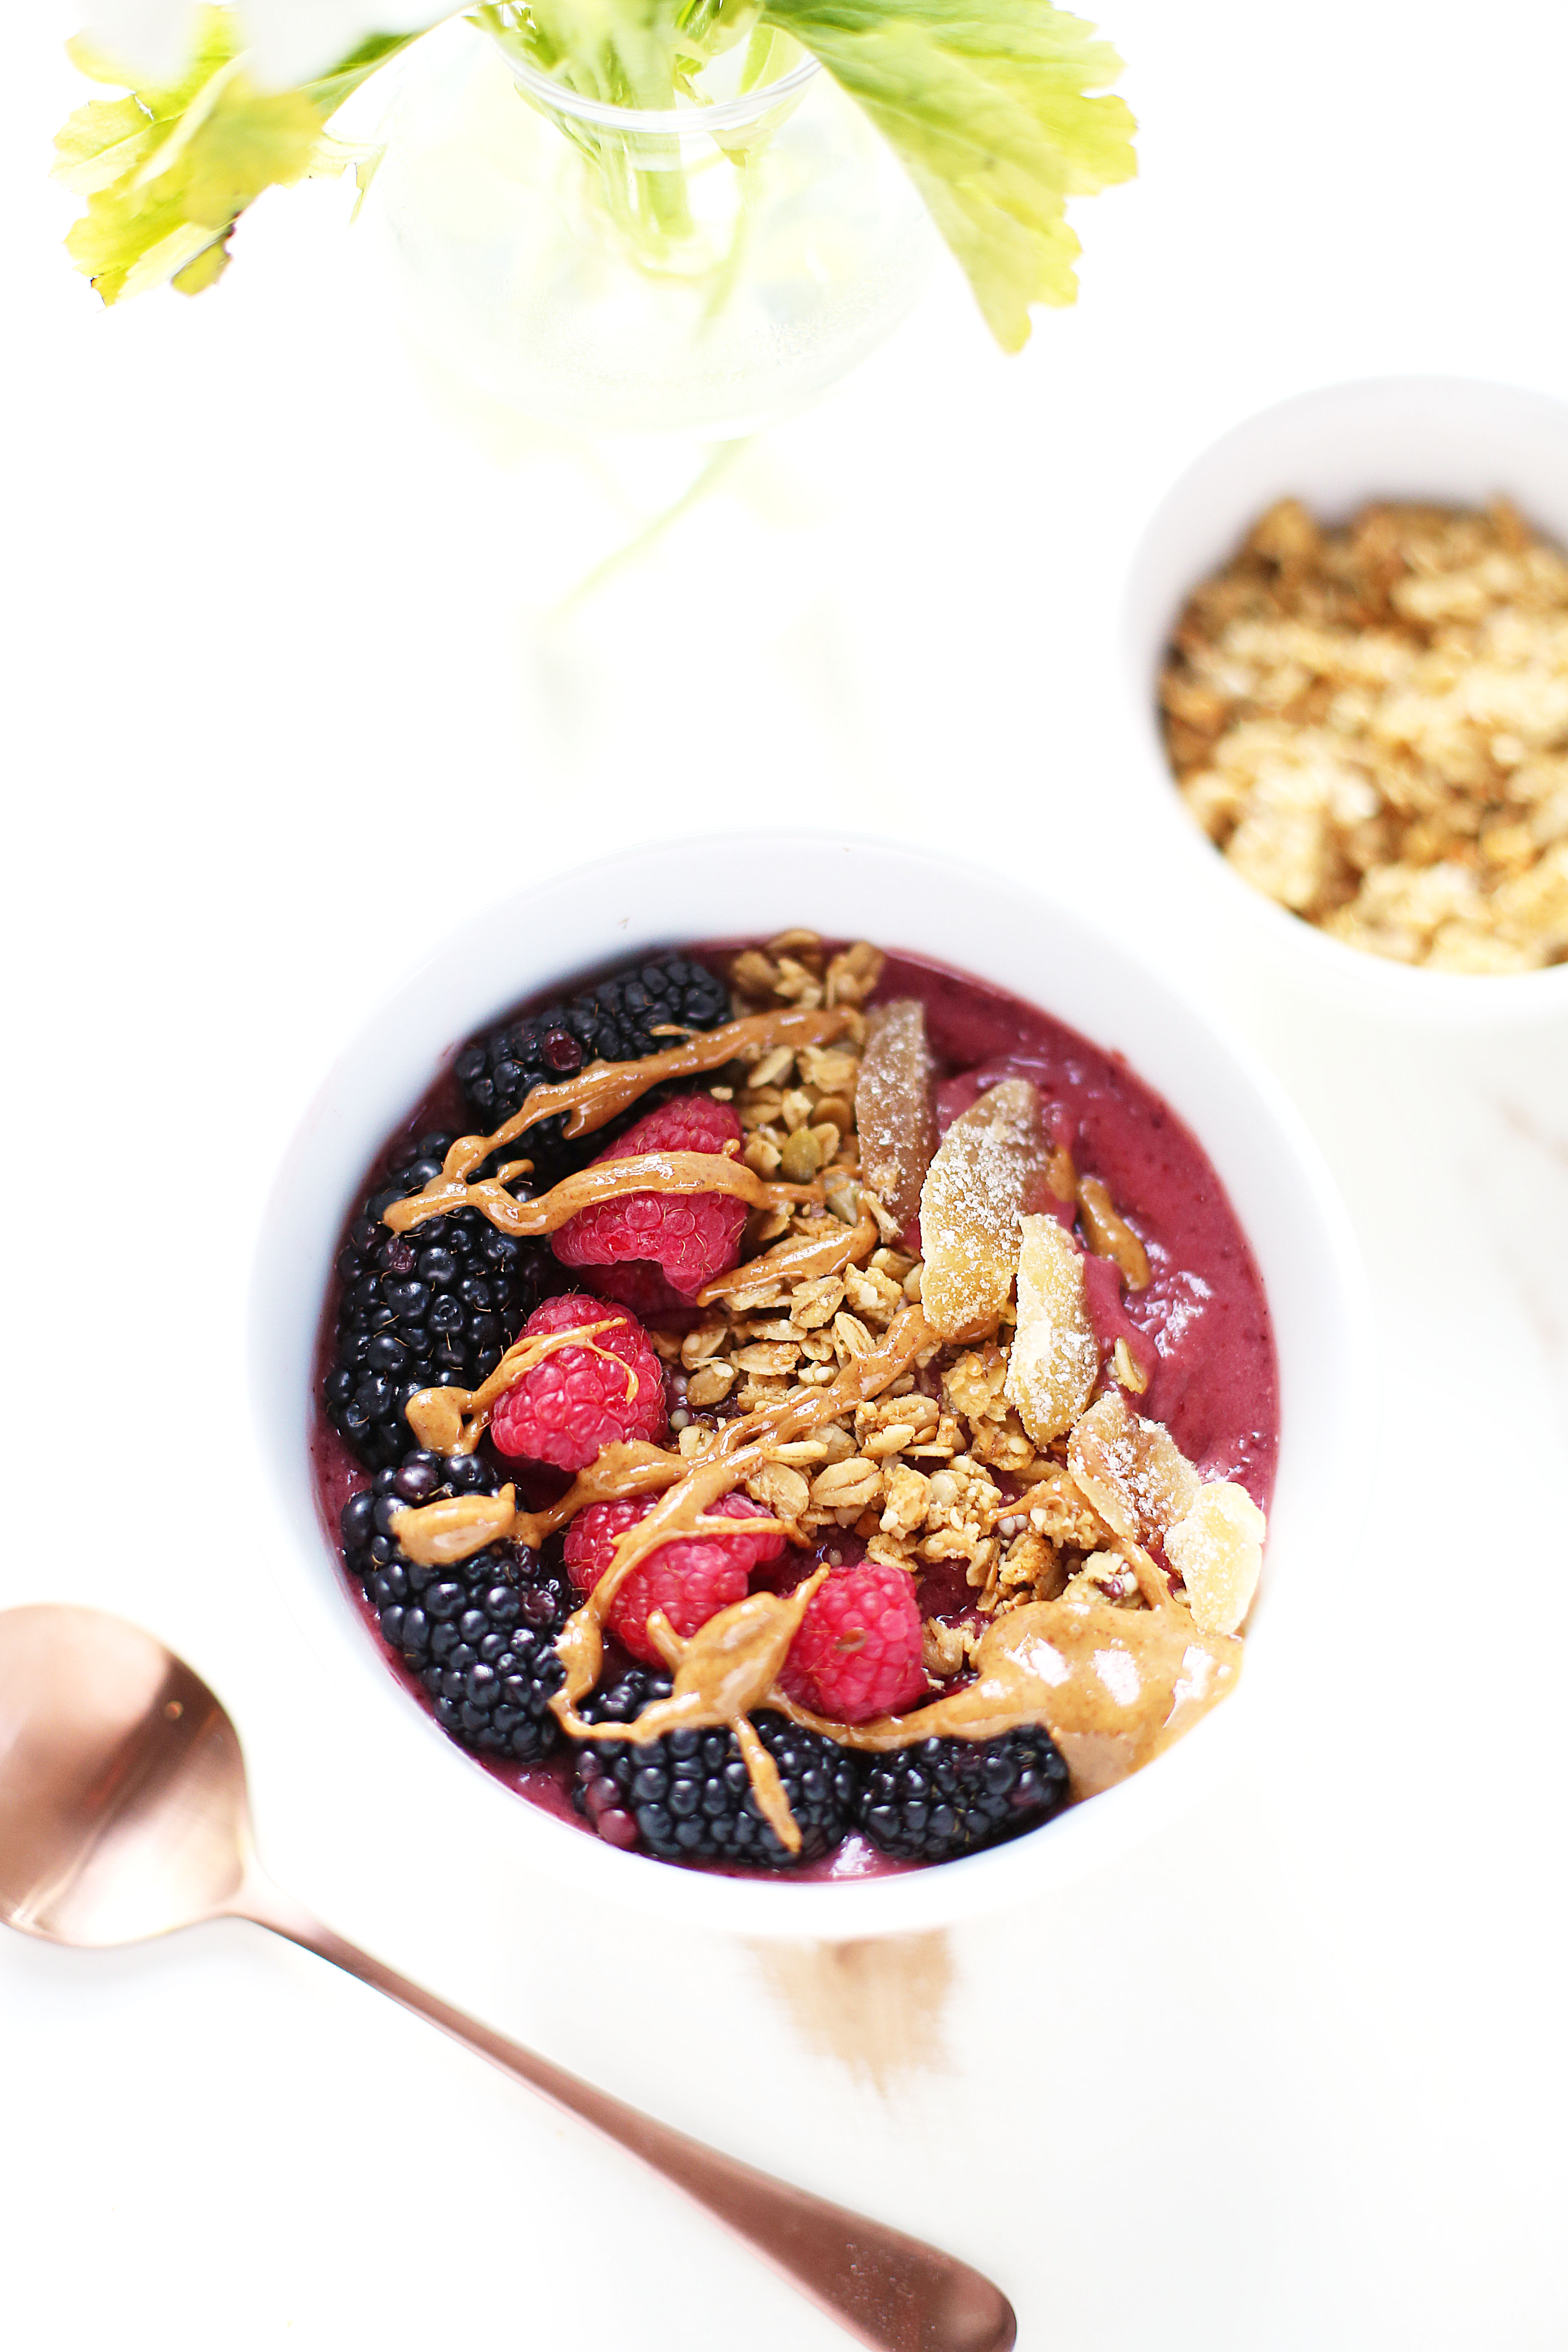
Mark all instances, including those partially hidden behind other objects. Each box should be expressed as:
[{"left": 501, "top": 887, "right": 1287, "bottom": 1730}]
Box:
[{"left": 310, "top": 943, "right": 1279, "bottom": 1881}]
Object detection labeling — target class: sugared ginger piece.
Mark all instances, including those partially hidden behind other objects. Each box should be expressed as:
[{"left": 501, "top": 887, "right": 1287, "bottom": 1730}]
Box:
[
  {"left": 1067, "top": 1390, "right": 1199, "bottom": 1545},
  {"left": 1005, "top": 1214, "right": 1099, "bottom": 1442},
  {"left": 855, "top": 998, "right": 938, "bottom": 1231},
  {"left": 919, "top": 1079, "right": 1049, "bottom": 1341},
  {"left": 1164, "top": 1482, "right": 1265, "bottom": 1635},
  {"left": 1065, "top": 1390, "right": 1264, "bottom": 1635}
]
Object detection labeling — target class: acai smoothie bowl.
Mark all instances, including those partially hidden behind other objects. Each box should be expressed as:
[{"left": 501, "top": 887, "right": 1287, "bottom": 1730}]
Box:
[{"left": 251, "top": 836, "right": 1365, "bottom": 1938}]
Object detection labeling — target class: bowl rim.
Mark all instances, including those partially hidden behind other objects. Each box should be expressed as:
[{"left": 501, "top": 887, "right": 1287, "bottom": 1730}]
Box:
[
  {"left": 247, "top": 826, "right": 1370, "bottom": 1940},
  {"left": 1120, "top": 371, "right": 1568, "bottom": 1025}
]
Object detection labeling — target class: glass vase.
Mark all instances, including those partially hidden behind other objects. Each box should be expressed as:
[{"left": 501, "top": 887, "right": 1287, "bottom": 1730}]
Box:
[{"left": 372, "top": 23, "right": 936, "bottom": 436}]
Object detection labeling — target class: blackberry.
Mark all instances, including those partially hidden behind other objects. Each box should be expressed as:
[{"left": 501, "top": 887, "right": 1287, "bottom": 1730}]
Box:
[
  {"left": 453, "top": 956, "right": 731, "bottom": 1183},
  {"left": 324, "top": 1131, "right": 543, "bottom": 1470},
  {"left": 570, "top": 1666, "right": 862, "bottom": 1868},
  {"left": 340, "top": 1451, "right": 572, "bottom": 1764},
  {"left": 855, "top": 1728, "right": 1071, "bottom": 1863}
]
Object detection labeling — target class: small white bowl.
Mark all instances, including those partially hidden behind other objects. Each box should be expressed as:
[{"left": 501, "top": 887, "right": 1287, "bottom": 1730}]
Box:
[
  {"left": 248, "top": 831, "right": 1367, "bottom": 1939},
  {"left": 1123, "top": 375, "right": 1568, "bottom": 1026}
]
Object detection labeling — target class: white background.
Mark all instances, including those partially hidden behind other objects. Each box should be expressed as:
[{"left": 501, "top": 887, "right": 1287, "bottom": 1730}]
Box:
[{"left": 4, "top": 2, "right": 1568, "bottom": 2345}]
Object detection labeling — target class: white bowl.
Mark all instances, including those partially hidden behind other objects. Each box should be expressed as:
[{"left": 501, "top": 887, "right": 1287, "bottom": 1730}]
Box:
[
  {"left": 248, "top": 831, "right": 1367, "bottom": 1939},
  {"left": 1123, "top": 375, "right": 1568, "bottom": 1025}
]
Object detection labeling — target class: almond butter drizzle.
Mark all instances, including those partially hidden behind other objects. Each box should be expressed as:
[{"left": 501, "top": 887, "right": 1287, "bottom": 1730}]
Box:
[
  {"left": 1046, "top": 1145, "right": 1078, "bottom": 1204},
  {"left": 383, "top": 1147, "right": 824, "bottom": 1241},
  {"left": 389, "top": 1440, "right": 685, "bottom": 1567},
  {"left": 1077, "top": 1176, "right": 1152, "bottom": 1291},
  {"left": 695, "top": 1208, "right": 879, "bottom": 1303},
  {"left": 383, "top": 1004, "right": 852, "bottom": 1241},
  {"left": 490, "top": 1005, "right": 851, "bottom": 1147},
  {"left": 1045, "top": 1145, "right": 1152, "bottom": 1293},
  {"left": 772, "top": 1595, "right": 1241, "bottom": 1793},
  {"left": 404, "top": 1316, "right": 636, "bottom": 1457}
]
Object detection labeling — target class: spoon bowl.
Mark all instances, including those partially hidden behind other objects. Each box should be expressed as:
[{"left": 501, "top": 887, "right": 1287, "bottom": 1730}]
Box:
[
  {"left": 0, "top": 1605, "right": 250, "bottom": 1946},
  {"left": 0, "top": 1603, "right": 1015, "bottom": 2352}
]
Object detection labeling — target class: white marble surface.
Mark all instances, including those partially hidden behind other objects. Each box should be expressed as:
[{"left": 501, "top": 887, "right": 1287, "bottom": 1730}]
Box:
[{"left": 5, "top": 0, "right": 1568, "bottom": 2345}]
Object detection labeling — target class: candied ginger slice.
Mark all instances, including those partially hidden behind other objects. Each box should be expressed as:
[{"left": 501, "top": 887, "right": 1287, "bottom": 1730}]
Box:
[
  {"left": 1004, "top": 1214, "right": 1099, "bottom": 1442},
  {"left": 1067, "top": 1391, "right": 1200, "bottom": 1546},
  {"left": 919, "top": 1079, "right": 1048, "bottom": 1341},
  {"left": 1165, "top": 1481, "right": 1264, "bottom": 1635},
  {"left": 855, "top": 998, "right": 938, "bottom": 1230}
]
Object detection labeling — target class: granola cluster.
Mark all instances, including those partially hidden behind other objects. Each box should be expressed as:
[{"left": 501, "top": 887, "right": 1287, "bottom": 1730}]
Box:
[
  {"left": 643, "top": 937, "right": 1259, "bottom": 1676},
  {"left": 1161, "top": 497, "right": 1568, "bottom": 972}
]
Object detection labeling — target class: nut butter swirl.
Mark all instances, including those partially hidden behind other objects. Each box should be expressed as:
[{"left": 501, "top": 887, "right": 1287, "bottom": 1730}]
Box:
[
  {"left": 775, "top": 1596, "right": 1241, "bottom": 1795},
  {"left": 481, "top": 1004, "right": 851, "bottom": 1148},
  {"left": 404, "top": 1316, "right": 636, "bottom": 1457},
  {"left": 389, "top": 1442, "right": 688, "bottom": 1570},
  {"left": 695, "top": 1208, "right": 880, "bottom": 1303},
  {"left": 384, "top": 1148, "right": 825, "bottom": 1241}
]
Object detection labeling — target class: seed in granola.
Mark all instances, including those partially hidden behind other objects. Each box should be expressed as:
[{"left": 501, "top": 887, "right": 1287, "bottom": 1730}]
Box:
[
  {"left": 779, "top": 1127, "right": 824, "bottom": 1181},
  {"left": 685, "top": 1362, "right": 737, "bottom": 1409}
]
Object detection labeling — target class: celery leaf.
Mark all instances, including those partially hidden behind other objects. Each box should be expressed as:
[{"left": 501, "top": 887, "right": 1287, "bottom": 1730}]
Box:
[
  {"left": 54, "top": 10, "right": 416, "bottom": 303},
  {"left": 757, "top": 0, "right": 1134, "bottom": 349}
]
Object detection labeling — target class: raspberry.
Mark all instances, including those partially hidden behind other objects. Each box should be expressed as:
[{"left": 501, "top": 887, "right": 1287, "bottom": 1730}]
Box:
[
  {"left": 552, "top": 1094, "right": 747, "bottom": 1300},
  {"left": 577, "top": 1260, "right": 704, "bottom": 1325},
  {"left": 564, "top": 1491, "right": 786, "bottom": 1665},
  {"left": 490, "top": 1294, "right": 667, "bottom": 1472},
  {"left": 780, "top": 1561, "right": 928, "bottom": 1723}
]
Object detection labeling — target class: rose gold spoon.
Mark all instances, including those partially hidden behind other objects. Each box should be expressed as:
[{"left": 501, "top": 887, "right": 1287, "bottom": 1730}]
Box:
[{"left": 0, "top": 1603, "right": 1013, "bottom": 2352}]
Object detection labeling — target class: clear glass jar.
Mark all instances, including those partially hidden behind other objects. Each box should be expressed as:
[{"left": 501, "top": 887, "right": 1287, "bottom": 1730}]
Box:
[{"left": 373, "top": 23, "right": 935, "bottom": 436}]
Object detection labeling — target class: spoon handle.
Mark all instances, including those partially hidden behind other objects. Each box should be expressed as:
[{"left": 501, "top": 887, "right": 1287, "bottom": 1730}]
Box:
[{"left": 233, "top": 1869, "right": 1013, "bottom": 2352}]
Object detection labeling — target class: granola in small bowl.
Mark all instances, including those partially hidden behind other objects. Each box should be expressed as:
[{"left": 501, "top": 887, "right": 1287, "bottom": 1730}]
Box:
[{"left": 1160, "top": 493, "right": 1568, "bottom": 975}]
